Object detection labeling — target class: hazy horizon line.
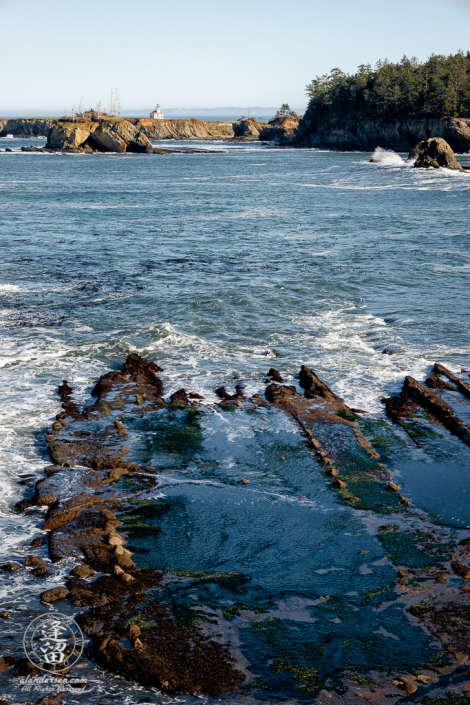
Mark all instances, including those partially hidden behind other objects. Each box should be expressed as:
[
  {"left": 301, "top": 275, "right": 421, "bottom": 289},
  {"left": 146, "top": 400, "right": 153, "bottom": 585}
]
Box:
[{"left": 0, "top": 105, "right": 305, "bottom": 118}]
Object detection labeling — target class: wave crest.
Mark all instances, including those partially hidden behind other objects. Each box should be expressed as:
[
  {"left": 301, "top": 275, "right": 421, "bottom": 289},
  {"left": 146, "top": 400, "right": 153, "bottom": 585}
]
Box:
[{"left": 370, "top": 147, "right": 405, "bottom": 167}]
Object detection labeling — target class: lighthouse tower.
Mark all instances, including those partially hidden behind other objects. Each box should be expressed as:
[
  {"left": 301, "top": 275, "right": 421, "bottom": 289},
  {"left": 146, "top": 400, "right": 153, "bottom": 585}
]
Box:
[{"left": 150, "top": 104, "right": 164, "bottom": 120}]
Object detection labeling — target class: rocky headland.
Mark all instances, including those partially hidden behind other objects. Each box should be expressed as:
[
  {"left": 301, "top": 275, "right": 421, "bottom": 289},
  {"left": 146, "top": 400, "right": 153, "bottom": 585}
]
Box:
[
  {"left": 0, "top": 115, "right": 301, "bottom": 149},
  {"left": 0, "top": 117, "right": 57, "bottom": 138},
  {"left": 296, "top": 114, "right": 470, "bottom": 153},
  {"left": 3, "top": 114, "right": 470, "bottom": 155},
  {"left": 46, "top": 118, "right": 155, "bottom": 153}
]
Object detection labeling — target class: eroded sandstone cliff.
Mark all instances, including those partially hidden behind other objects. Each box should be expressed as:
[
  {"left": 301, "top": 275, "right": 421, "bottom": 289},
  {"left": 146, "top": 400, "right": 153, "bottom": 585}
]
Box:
[
  {"left": 129, "top": 118, "right": 237, "bottom": 140},
  {"left": 45, "top": 118, "right": 154, "bottom": 153},
  {"left": 1, "top": 116, "right": 300, "bottom": 145}
]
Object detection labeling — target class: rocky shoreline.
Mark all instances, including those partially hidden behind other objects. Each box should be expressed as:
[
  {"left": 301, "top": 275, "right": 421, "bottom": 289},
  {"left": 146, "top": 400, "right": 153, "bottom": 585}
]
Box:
[
  {"left": 2, "top": 354, "right": 470, "bottom": 702},
  {"left": 296, "top": 114, "right": 470, "bottom": 153},
  {"left": 2, "top": 114, "right": 470, "bottom": 153},
  {"left": 0, "top": 115, "right": 301, "bottom": 148}
]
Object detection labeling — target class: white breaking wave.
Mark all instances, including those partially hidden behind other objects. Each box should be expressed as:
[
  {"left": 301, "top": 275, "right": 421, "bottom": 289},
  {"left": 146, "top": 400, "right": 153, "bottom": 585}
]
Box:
[
  {"left": 0, "top": 284, "right": 23, "bottom": 293},
  {"left": 370, "top": 147, "right": 406, "bottom": 167}
]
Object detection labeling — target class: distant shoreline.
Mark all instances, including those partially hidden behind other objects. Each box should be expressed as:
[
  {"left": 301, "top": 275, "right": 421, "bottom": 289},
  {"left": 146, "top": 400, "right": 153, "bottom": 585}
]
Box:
[{"left": 2, "top": 115, "right": 470, "bottom": 154}]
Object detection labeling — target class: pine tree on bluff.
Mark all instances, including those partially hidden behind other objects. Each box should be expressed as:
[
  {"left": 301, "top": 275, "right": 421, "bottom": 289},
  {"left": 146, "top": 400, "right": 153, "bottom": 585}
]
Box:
[
  {"left": 305, "top": 51, "right": 470, "bottom": 120},
  {"left": 275, "top": 104, "right": 298, "bottom": 117}
]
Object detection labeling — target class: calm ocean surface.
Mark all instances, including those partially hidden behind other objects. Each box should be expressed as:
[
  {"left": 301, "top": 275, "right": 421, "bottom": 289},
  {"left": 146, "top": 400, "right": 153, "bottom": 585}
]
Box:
[{"left": 1, "top": 137, "right": 470, "bottom": 702}]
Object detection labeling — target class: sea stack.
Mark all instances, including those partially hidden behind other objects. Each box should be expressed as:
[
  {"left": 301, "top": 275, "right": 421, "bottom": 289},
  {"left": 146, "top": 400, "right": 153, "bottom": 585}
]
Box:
[
  {"left": 410, "top": 137, "right": 466, "bottom": 172},
  {"left": 46, "top": 118, "right": 154, "bottom": 153}
]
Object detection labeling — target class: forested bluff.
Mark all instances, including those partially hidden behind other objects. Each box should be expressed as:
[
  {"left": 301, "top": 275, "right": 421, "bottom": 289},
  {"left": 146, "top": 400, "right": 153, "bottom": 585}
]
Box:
[
  {"left": 298, "top": 51, "right": 470, "bottom": 151},
  {"left": 2, "top": 52, "right": 470, "bottom": 151}
]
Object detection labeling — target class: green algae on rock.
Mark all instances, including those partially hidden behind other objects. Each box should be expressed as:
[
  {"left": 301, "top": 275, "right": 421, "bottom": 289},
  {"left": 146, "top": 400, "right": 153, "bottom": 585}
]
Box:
[{"left": 8, "top": 354, "right": 470, "bottom": 700}]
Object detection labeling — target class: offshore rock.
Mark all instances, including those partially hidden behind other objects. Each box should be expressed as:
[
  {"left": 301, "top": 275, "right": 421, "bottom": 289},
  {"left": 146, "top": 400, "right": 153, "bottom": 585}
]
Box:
[
  {"left": 89, "top": 119, "right": 153, "bottom": 153},
  {"left": 0, "top": 562, "right": 21, "bottom": 572},
  {"left": 45, "top": 119, "right": 153, "bottom": 153},
  {"left": 0, "top": 656, "right": 14, "bottom": 673},
  {"left": 32, "top": 566, "right": 50, "bottom": 578},
  {"left": 46, "top": 123, "right": 95, "bottom": 150},
  {"left": 233, "top": 118, "right": 262, "bottom": 140},
  {"left": 411, "top": 137, "right": 466, "bottom": 171},
  {"left": 170, "top": 388, "right": 190, "bottom": 405},
  {"left": 260, "top": 115, "right": 302, "bottom": 143},
  {"left": 70, "top": 564, "right": 94, "bottom": 579},
  {"left": 25, "top": 555, "right": 45, "bottom": 567}
]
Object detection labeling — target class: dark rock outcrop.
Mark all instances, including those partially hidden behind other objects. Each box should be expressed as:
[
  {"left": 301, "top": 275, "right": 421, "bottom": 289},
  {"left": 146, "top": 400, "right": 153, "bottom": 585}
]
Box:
[
  {"left": 382, "top": 374, "right": 470, "bottom": 446},
  {"left": 170, "top": 388, "right": 190, "bottom": 405},
  {"left": 267, "top": 368, "right": 284, "bottom": 382},
  {"left": 426, "top": 363, "right": 470, "bottom": 397},
  {"left": 411, "top": 137, "right": 466, "bottom": 171},
  {"left": 215, "top": 384, "right": 244, "bottom": 402},
  {"left": 296, "top": 114, "right": 470, "bottom": 153},
  {"left": 299, "top": 364, "right": 351, "bottom": 411},
  {"left": 0, "top": 118, "right": 57, "bottom": 137}
]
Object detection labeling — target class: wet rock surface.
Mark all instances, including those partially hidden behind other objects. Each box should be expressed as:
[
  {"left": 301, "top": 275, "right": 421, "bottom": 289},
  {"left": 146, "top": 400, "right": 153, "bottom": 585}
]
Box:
[
  {"left": 5, "top": 354, "right": 470, "bottom": 702},
  {"left": 382, "top": 370, "right": 470, "bottom": 446}
]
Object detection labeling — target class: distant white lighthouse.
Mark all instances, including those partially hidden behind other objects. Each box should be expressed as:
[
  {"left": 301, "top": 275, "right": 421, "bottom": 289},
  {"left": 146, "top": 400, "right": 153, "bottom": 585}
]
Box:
[{"left": 150, "top": 104, "right": 164, "bottom": 120}]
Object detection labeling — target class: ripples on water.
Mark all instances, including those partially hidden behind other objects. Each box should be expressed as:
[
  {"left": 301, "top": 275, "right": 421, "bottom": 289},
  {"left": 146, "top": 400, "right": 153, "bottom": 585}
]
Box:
[{"left": 0, "top": 138, "right": 469, "bottom": 702}]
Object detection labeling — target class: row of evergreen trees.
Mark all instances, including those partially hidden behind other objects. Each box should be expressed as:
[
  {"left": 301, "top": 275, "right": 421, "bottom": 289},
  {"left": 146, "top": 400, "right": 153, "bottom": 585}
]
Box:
[{"left": 305, "top": 52, "right": 470, "bottom": 120}]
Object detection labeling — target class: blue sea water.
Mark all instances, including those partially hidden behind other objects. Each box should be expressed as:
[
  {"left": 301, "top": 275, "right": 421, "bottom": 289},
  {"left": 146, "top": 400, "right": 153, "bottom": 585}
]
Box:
[{"left": 1, "top": 137, "right": 470, "bottom": 702}]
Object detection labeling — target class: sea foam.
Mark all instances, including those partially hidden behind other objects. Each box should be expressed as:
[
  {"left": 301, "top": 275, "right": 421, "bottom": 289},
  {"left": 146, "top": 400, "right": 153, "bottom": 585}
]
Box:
[{"left": 370, "top": 146, "right": 406, "bottom": 166}]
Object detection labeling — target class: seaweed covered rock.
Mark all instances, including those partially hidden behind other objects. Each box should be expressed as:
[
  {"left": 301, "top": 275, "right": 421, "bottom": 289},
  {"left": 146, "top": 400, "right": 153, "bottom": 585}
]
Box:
[
  {"left": 78, "top": 596, "right": 244, "bottom": 695},
  {"left": 411, "top": 137, "right": 465, "bottom": 171}
]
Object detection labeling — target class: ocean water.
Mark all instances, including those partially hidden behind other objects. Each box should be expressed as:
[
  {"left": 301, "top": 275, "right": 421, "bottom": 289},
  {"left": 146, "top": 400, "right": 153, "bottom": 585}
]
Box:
[{"left": 1, "top": 137, "right": 470, "bottom": 702}]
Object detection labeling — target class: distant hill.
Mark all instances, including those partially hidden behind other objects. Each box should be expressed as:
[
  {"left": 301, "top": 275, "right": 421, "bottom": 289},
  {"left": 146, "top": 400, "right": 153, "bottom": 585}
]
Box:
[
  {"left": 123, "top": 107, "right": 304, "bottom": 121},
  {"left": 0, "top": 107, "right": 305, "bottom": 121}
]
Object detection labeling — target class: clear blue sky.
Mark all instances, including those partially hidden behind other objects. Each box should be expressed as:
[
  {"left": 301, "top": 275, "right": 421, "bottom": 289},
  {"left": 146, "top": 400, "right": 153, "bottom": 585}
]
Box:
[{"left": 1, "top": 0, "right": 469, "bottom": 113}]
